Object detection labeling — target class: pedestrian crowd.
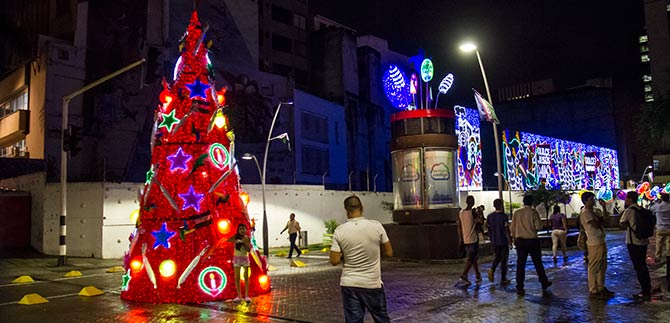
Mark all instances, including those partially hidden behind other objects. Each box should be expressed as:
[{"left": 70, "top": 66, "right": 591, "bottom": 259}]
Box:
[{"left": 455, "top": 191, "right": 669, "bottom": 303}]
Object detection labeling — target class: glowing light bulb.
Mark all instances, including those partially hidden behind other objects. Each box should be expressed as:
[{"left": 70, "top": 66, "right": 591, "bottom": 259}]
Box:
[
  {"left": 217, "top": 219, "right": 231, "bottom": 234},
  {"left": 130, "top": 209, "right": 140, "bottom": 224},
  {"left": 159, "top": 260, "right": 176, "bottom": 278},
  {"left": 258, "top": 274, "right": 270, "bottom": 290},
  {"left": 130, "top": 258, "right": 143, "bottom": 273},
  {"left": 239, "top": 191, "right": 250, "bottom": 207},
  {"left": 214, "top": 110, "right": 226, "bottom": 129}
]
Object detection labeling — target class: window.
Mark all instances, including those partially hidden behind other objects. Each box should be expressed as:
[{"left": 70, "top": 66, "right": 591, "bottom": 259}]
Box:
[
  {"left": 645, "top": 93, "right": 655, "bottom": 102},
  {"left": 640, "top": 45, "right": 649, "bottom": 53},
  {"left": 293, "top": 14, "right": 306, "bottom": 30},
  {"left": 302, "top": 146, "right": 329, "bottom": 175},
  {"left": 0, "top": 89, "right": 28, "bottom": 120},
  {"left": 272, "top": 34, "right": 292, "bottom": 53},
  {"left": 654, "top": 160, "right": 660, "bottom": 170},
  {"left": 301, "top": 112, "right": 328, "bottom": 143},
  {"left": 0, "top": 139, "right": 27, "bottom": 158},
  {"left": 641, "top": 54, "right": 650, "bottom": 62},
  {"left": 643, "top": 74, "right": 652, "bottom": 82},
  {"left": 644, "top": 84, "right": 653, "bottom": 92},
  {"left": 639, "top": 35, "right": 648, "bottom": 43},
  {"left": 271, "top": 5, "right": 292, "bottom": 25}
]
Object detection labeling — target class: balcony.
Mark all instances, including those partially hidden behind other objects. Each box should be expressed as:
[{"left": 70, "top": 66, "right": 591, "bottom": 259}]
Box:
[{"left": 0, "top": 110, "right": 29, "bottom": 147}]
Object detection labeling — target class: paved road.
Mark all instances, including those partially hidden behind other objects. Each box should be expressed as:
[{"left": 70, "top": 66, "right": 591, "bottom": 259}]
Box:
[{"left": 0, "top": 231, "right": 668, "bottom": 322}]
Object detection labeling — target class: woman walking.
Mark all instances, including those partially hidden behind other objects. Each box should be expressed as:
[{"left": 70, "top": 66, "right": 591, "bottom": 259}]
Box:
[{"left": 550, "top": 205, "right": 568, "bottom": 262}]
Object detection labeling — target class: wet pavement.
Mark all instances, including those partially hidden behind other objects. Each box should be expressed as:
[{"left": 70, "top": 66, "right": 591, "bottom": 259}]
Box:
[{"left": 0, "top": 230, "right": 668, "bottom": 322}]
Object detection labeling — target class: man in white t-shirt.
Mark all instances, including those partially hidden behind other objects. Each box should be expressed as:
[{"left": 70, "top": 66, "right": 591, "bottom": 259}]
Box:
[{"left": 330, "top": 195, "right": 393, "bottom": 323}]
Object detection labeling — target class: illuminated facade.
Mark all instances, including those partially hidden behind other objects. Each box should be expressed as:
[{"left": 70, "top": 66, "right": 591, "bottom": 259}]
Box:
[{"left": 502, "top": 130, "right": 620, "bottom": 191}]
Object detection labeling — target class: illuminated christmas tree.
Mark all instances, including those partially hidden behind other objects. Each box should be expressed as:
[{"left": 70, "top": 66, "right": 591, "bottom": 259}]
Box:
[{"left": 120, "top": 11, "right": 270, "bottom": 303}]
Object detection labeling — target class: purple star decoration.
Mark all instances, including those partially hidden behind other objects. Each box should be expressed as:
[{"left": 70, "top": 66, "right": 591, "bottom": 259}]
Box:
[
  {"left": 186, "top": 79, "right": 209, "bottom": 99},
  {"left": 151, "top": 222, "right": 176, "bottom": 249},
  {"left": 167, "top": 147, "right": 192, "bottom": 172},
  {"left": 179, "top": 185, "right": 205, "bottom": 212}
]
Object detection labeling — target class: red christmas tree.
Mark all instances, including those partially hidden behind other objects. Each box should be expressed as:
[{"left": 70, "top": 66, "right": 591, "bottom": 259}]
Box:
[{"left": 120, "top": 11, "right": 270, "bottom": 303}]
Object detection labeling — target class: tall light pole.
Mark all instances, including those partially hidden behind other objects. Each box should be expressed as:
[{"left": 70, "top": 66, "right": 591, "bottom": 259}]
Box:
[
  {"left": 640, "top": 165, "right": 653, "bottom": 183},
  {"left": 460, "top": 42, "right": 504, "bottom": 200},
  {"left": 257, "top": 101, "right": 292, "bottom": 257},
  {"left": 59, "top": 58, "right": 145, "bottom": 266}
]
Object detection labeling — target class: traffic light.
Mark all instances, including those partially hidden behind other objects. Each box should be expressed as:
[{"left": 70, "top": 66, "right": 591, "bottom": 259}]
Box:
[{"left": 63, "top": 125, "right": 83, "bottom": 157}]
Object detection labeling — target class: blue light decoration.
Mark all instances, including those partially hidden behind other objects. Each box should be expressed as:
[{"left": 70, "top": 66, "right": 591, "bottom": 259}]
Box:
[
  {"left": 186, "top": 79, "right": 210, "bottom": 99},
  {"left": 502, "top": 130, "right": 620, "bottom": 190},
  {"left": 167, "top": 147, "right": 192, "bottom": 172},
  {"left": 383, "top": 65, "right": 411, "bottom": 109},
  {"left": 152, "top": 222, "right": 176, "bottom": 249},
  {"left": 454, "top": 106, "right": 483, "bottom": 190},
  {"left": 179, "top": 185, "right": 205, "bottom": 212}
]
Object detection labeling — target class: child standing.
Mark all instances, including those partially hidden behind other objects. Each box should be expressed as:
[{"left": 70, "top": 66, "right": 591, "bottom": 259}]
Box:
[{"left": 229, "top": 223, "right": 252, "bottom": 302}]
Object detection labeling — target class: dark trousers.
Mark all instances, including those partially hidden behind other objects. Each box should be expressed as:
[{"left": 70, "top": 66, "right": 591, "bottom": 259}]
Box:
[
  {"left": 491, "top": 245, "right": 509, "bottom": 279},
  {"left": 288, "top": 232, "right": 302, "bottom": 257},
  {"left": 341, "top": 286, "right": 390, "bottom": 323},
  {"left": 514, "top": 238, "right": 549, "bottom": 291},
  {"left": 627, "top": 244, "right": 651, "bottom": 295}
]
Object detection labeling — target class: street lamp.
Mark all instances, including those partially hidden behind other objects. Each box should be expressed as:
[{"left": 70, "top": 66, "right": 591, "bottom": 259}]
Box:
[
  {"left": 460, "top": 42, "right": 504, "bottom": 200},
  {"left": 640, "top": 165, "right": 653, "bottom": 183},
  {"left": 58, "top": 58, "right": 146, "bottom": 266},
  {"left": 257, "top": 101, "right": 293, "bottom": 257}
]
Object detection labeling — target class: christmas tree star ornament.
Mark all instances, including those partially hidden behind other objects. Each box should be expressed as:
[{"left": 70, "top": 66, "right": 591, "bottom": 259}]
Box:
[
  {"left": 186, "top": 79, "right": 210, "bottom": 99},
  {"left": 179, "top": 185, "right": 205, "bottom": 212},
  {"left": 167, "top": 147, "right": 192, "bottom": 172},
  {"left": 159, "top": 110, "right": 180, "bottom": 132},
  {"left": 152, "top": 222, "right": 176, "bottom": 249}
]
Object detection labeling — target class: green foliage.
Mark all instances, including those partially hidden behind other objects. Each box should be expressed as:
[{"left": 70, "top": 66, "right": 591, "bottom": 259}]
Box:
[
  {"left": 520, "top": 185, "right": 571, "bottom": 221},
  {"left": 324, "top": 220, "right": 338, "bottom": 234},
  {"left": 504, "top": 201, "right": 521, "bottom": 214}
]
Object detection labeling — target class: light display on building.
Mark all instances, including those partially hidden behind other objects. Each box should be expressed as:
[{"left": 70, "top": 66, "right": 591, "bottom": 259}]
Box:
[
  {"left": 454, "top": 106, "right": 483, "bottom": 190},
  {"left": 502, "top": 130, "right": 620, "bottom": 191}
]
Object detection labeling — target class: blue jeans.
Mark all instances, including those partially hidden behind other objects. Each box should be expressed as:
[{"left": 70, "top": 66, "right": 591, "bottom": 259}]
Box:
[{"left": 341, "top": 286, "right": 390, "bottom": 323}]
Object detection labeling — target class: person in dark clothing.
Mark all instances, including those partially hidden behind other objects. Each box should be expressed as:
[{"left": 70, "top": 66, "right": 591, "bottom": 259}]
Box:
[
  {"left": 620, "top": 191, "right": 652, "bottom": 301},
  {"left": 486, "top": 199, "right": 511, "bottom": 285}
]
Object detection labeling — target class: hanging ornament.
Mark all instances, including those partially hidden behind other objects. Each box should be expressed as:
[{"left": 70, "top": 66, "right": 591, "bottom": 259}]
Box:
[
  {"left": 177, "top": 246, "right": 209, "bottom": 288},
  {"left": 158, "top": 110, "right": 180, "bottom": 132},
  {"left": 208, "top": 143, "right": 230, "bottom": 169},
  {"left": 121, "top": 269, "right": 132, "bottom": 291},
  {"left": 208, "top": 161, "right": 238, "bottom": 193},
  {"left": 141, "top": 244, "right": 157, "bottom": 289},
  {"left": 156, "top": 179, "right": 180, "bottom": 212},
  {"left": 179, "top": 186, "right": 205, "bottom": 212},
  {"left": 167, "top": 147, "right": 192, "bottom": 172},
  {"left": 189, "top": 153, "right": 209, "bottom": 175},
  {"left": 152, "top": 222, "right": 176, "bottom": 249},
  {"left": 198, "top": 266, "right": 226, "bottom": 297},
  {"left": 186, "top": 79, "right": 210, "bottom": 99},
  {"left": 420, "top": 58, "right": 434, "bottom": 82}
]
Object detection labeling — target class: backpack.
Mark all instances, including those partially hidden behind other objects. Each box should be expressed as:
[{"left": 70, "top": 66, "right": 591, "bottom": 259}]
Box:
[{"left": 630, "top": 207, "right": 656, "bottom": 240}]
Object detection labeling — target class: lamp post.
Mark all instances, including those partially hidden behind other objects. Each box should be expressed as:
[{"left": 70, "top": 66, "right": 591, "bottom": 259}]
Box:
[
  {"left": 640, "top": 165, "right": 653, "bottom": 183},
  {"left": 255, "top": 101, "right": 292, "bottom": 257},
  {"left": 460, "top": 42, "right": 504, "bottom": 200},
  {"left": 495, "top": 172, "right": 514, "bottom": 215},
  {"left": 58, "top": 58, "right": 145, "bottom": 266}
]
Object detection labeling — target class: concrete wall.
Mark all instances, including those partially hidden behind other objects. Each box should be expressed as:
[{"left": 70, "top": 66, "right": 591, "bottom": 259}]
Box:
[{"left": 36, "top": 182, "right": 392, "bottom": 259}]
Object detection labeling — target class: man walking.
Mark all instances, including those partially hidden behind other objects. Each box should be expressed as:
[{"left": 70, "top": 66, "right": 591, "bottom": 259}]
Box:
[
  {"left": 511, "top": 194, "right": 552, "bottom": 296},
  {"left": 330, "top": 195, "right": 393, "bottom": 323},
  {"left": 580, "top": 191, "right": 614, "bottom": 299},
  {"left": 280, "top": 213, "right": 302, "bottom": 258},
  {"left": 459, "top": 195, "right": 482, "bottom": 285},
  {"left": 651, "top": 193, "right": 670, "bottom": 271},
  {"left": 486, "top": 198, "right": 511, "bottom": 285},
  {"left": 620, "top": 191, "right": 652, "bottom": 301}
]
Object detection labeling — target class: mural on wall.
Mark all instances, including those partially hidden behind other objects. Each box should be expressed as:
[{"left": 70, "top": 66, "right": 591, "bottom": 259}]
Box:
[
  {"left": 502, "top": 130, "right": 620, "bottom": 191},
  {"left": 454, "top": 106, "right": 483, "bottom": 191}
]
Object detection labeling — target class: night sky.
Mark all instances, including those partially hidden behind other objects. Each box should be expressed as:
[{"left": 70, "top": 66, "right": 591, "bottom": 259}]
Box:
[{"left": 311, "top": 0, "right": 645, "bottom": 106}]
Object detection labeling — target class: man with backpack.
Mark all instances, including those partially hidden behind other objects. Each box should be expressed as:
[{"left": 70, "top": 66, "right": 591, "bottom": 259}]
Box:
[{"left": 620, "top": 191, "right": 653, "bottom": 301}]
